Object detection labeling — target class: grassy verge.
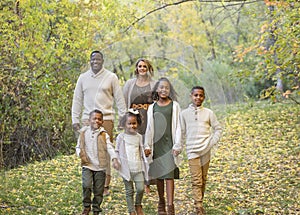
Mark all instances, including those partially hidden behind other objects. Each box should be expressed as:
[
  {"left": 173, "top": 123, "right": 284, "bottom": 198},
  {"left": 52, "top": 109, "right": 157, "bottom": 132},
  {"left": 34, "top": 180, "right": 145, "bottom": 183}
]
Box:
[{"left": 0, "top": 101, "right": 299, "bottom": 214}]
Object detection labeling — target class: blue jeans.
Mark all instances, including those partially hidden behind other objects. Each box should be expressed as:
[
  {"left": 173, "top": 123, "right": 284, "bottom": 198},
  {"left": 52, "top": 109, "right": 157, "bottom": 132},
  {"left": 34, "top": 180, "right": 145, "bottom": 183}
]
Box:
[
  {"left": 123, "top": 172, "right": 145, "bottom": 213},
  {"left": 82, "top": 167, "right": 106, "bottom": 212}
]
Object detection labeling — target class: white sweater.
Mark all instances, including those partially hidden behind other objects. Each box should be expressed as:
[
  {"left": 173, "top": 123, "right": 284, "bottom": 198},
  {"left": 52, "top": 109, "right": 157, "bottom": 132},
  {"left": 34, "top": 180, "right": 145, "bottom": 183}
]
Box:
[
  {"left": 180, "top": 104, "right": 222, "bottom": 160},
  {"left": 144, "top": 101, "right": 182, "bottom": 166},
  {"left": 72, "top": 68, "right": 126, "bottom": 123}
]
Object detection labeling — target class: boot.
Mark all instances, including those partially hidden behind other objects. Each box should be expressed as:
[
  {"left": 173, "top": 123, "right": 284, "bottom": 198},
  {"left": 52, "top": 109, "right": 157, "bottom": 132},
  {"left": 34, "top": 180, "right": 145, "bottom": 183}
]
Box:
[
  {"left": 81, "top": 207, "right": 91, "bottom": 215},
  {"left": 135, "top": 205, "right": 144, "bottom": 215},
  {"left": 167, "top": 204, "right": 175, "bottom": 215},
  {"left": 129, "top": 212, "right": 136, "bottom": 215},
  {"left": 158, "top": 199, "right": 167, "bottom": 215},
  {"left": 157, "top": 180, "right": 167, "bottom": 215},
  {"left": 195, "top": 206, "right": 205, "bottom": 215}
]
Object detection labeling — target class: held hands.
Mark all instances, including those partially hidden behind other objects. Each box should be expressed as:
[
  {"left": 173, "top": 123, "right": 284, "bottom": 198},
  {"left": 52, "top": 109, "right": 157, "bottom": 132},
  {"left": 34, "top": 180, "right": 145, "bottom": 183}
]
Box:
[
  {"left": 112, "top": 158, "right": 120, "bottom": 170},
  {"left": 144, "top": 149, "right": 151, "bottom": 157},
  {"left": 172, "top": 149, "right": 180, "bottom": 157}
]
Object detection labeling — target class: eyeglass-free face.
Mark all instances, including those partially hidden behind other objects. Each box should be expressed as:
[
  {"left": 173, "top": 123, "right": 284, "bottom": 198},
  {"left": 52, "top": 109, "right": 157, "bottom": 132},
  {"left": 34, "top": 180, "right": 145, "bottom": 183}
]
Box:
[
  {"left": 90, "top": 53, "right": 104, "bottom": 73},
  {"left": 191, "top": 89, "right": 205, "bottom": 107}
]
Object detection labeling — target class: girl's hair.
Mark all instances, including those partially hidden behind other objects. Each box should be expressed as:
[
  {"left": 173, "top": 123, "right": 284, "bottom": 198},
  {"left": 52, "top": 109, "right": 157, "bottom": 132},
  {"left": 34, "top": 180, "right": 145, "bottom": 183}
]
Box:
[
  {"left": 191, "top": 86, "right": 205, "bottom": 94},
  {"left": 120, "top": 109, "right": 142, "bottom": 128},
  {"left": 134, "top": 58, "right": 154, "bottom": 77},
  {"left": 152, "top": 77, "right": 178, "bottom": 101}
]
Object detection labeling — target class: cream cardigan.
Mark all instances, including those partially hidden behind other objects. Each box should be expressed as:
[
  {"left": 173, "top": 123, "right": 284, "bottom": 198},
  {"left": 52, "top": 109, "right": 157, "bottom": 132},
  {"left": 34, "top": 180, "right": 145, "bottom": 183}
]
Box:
[
  {"left": 115, "top": 132, "right": 149, "bottom": 181},
  {"left": 144, "top": 101, "right": 182, "bottom": 166}
]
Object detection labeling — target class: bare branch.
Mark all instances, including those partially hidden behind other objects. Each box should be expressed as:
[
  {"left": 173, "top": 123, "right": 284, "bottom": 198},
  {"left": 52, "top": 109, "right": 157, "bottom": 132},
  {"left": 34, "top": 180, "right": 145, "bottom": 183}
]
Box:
[{"left": 123, "top": 0, "right": 264, "bottom": 33}]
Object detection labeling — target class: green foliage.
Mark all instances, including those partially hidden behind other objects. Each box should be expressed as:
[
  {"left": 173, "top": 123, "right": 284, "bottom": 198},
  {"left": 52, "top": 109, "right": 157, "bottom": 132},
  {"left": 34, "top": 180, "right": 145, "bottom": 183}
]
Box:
[
  {"left": 0, "top": 0, "right": 95, "bottom": 168},
  {"left": 1, "top": 0, "right": 299, "bottom": 169},
  {"left": 234, "top": 1, "right": 300, "bottom": 102},
  {"left": 0, "top": 102, "right": 298, "bottom": 214}
]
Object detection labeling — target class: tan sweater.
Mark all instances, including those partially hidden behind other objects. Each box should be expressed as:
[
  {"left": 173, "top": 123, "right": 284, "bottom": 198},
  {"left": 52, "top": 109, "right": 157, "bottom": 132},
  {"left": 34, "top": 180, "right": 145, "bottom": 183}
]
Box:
[
  {"left": 72, "top": 68, "right": 126, "bottom": 123},
  {"left": 180, "top": 104, "right": 222, "bottom": 160}
]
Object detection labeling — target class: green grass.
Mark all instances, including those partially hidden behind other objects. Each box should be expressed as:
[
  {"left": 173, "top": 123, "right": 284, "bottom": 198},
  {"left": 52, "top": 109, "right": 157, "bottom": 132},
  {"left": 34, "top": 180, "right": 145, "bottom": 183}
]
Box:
[{"left": 1, "top": 101, "right": 299, "bottom": 214}]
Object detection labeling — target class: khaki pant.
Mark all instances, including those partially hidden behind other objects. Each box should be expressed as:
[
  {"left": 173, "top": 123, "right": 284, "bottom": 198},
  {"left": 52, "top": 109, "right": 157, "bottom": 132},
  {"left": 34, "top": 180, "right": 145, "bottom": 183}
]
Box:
[{"left": 188, "top": 152, "right": 210, "bottom": 209}]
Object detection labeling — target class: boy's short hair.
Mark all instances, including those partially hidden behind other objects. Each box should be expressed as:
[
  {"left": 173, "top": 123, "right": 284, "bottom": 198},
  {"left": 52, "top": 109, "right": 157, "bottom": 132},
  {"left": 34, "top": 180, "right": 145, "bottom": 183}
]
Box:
[
  {"left": 89, "top": 109, "right": 103, "bottom": 118},
  {"left": 191, "top": 86, "right": 205, "bottom": 94}
]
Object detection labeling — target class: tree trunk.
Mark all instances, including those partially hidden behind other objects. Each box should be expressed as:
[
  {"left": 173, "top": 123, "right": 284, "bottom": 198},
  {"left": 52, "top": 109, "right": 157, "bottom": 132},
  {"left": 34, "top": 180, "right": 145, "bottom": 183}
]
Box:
[{"left": 268, "top": 5, "right": 283, "bottom": 92}]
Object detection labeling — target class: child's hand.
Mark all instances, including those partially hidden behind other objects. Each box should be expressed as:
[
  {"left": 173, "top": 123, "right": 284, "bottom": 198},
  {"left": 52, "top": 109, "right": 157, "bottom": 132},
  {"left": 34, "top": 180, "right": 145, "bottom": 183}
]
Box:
[
  {"left": 144, "top": 149, "right": 151, "bottom": 157},
  {"left": 172, "top": 150, "right": 180, "bottom": 157},
  {"left": 112, "top": 158, "right": 120, "bottom": 170}
]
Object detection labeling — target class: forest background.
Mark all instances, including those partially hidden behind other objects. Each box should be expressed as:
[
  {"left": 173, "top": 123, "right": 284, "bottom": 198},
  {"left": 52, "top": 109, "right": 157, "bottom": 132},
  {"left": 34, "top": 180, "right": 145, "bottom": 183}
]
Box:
[{"left": 0, "top": 0, "right": 299, "bottom": 214}]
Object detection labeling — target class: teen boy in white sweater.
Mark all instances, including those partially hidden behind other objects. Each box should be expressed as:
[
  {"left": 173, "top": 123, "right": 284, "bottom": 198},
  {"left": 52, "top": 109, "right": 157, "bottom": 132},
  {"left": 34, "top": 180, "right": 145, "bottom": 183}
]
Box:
[{"left": 180, "top": 86, "right": 222, "bottom": 215}]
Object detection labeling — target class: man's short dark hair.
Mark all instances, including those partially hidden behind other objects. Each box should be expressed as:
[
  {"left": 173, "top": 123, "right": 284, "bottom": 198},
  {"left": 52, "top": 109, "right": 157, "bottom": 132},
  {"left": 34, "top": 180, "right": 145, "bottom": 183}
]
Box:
[{"left": 90, "top": 51, "right": 103, "bottom": 60}]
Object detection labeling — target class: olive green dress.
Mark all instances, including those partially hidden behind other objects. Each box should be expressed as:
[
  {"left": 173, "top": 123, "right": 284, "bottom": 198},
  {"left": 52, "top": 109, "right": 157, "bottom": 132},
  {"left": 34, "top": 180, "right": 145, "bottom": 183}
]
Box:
[{"left": 149, "top": 102, "right": 177, "bottom": 179}]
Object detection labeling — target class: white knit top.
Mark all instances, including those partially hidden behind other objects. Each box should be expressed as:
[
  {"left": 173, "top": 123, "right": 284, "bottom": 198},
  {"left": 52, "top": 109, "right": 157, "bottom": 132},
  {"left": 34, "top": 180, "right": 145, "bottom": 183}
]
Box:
[{"left": 180, "top": 104, "right": 222, "bottom": 160}]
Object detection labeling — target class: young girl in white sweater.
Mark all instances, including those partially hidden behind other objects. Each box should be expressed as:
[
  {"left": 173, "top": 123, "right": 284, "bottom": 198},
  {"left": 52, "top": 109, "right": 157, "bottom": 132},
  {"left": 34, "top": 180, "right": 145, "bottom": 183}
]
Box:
[{"left": 115, "top": 109, "right": 149, "bottom": 215}]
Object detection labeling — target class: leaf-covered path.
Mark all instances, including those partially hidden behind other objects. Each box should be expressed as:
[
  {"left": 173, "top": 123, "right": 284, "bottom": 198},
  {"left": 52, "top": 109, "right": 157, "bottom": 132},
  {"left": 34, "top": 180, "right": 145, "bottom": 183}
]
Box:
[{"left": 1, "top": 102, "right": 299, "bottom": 214}]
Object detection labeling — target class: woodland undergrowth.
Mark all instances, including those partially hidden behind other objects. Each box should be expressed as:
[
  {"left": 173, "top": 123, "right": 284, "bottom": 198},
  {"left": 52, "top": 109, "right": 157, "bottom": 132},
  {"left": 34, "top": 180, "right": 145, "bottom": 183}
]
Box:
[{"left": 0, "top": 101, "right": 299, "bottom": 215}]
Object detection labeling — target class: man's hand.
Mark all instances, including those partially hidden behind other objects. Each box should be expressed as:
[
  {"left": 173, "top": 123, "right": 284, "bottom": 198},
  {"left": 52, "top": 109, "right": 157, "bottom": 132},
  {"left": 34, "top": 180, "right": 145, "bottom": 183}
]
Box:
[
  {"left": 72, "top": 123, "right": 80, "bottom": 132},
  {"left": 72, "top": 123, "right": 80, "bottom": 138}
]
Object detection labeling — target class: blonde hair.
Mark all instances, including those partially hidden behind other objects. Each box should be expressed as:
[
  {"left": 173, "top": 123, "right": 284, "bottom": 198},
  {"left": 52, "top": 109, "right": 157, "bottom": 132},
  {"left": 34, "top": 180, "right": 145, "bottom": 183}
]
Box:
[{"left": 134, "top": 58, "right": 154, "bottom": 77}]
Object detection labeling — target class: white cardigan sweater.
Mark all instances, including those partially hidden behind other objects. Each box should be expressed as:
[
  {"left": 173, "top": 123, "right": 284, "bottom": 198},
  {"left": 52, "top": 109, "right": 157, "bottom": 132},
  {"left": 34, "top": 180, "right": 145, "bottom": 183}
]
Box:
[
  {"left": 144, "top": 101, "right": 182, "bottom": 166},
  {"left": 115, "top": 132, "right": 149, "bottom": 181}
]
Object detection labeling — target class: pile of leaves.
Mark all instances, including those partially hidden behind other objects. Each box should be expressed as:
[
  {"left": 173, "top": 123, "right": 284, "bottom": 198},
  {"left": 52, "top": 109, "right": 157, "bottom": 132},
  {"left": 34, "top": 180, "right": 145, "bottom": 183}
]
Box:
[{"left": 0, "top": 101, "right": 299, "bottom": 214}]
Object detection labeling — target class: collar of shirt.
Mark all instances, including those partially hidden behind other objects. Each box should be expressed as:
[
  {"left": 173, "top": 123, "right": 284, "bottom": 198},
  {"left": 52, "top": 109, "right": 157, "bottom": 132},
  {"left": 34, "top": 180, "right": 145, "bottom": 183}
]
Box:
[
  {"left": 89, "top": 68, "right": 105, "bottom": 78},
  {"left": 189, "top": 103, "right": 204, "bottom": 111}
]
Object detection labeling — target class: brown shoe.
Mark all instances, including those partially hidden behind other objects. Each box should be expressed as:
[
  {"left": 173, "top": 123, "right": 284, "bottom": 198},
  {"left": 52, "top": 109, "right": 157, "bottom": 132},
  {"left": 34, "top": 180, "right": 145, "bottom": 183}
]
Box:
[
  {"left": 135, "top": 205, "right": 144, "bottom": 215},
  {"left": 167, "top": 204, "right": 175, "bottom": 215},
  {"left": 81, "top": 207, "right": 91, "bottom": 215},
  {"left": 158, "top": 199, "right": 167, "bottom": 215},
  {"left": 196, "top": 207, "right": 206, "bottom": 215}
]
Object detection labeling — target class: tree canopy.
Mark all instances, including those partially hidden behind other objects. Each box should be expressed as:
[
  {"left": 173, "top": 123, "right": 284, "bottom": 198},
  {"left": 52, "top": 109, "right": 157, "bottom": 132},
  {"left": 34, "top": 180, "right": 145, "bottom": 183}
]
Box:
[{"left": 0, "top": 0, "right": 299, "bottom": 168}]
